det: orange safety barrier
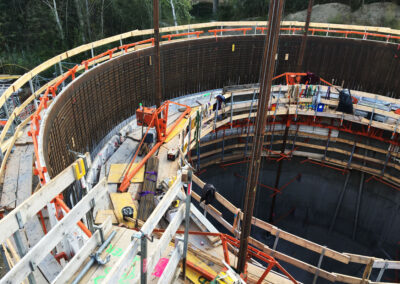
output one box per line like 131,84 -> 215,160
208,28 -> 252,36
81,48 -> 117,70
272,72 -> 333,86
162,31 -> 204,41
256,26 -> 400,41
54,197 -> 92,237
119,38 -> 155,53
27,63 -> 93,240
28,65 -> 79,184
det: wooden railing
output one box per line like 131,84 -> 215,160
192,173 -> 400,283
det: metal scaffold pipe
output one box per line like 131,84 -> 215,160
237,0 -> 285,274
296,0 -> 314,72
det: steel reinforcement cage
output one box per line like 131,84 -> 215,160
41,35 -> 400,176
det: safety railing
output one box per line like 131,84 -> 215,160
103,172 -> 187,283
161,31 -> 203,40
194,86 -> 400,187
258,26 -> 400,40
2,21 -> 400,189
208,27 -> 253,36
119,37 -> 155,53
0,157 -> 107,284
81,48 -> 117,70
192,173 -> 400,283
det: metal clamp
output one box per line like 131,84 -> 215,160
15,211 -> 24,229
91,252 -> 111,265
132,230 -> 153,242
29,260 -> 37,272
90,198 -> 96,209
93,224 -> 105,243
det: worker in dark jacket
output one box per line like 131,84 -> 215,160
212,94 -> 226,120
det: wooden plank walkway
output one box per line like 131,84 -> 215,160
0,126 -> 61,283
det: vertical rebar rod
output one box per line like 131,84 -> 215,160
296,0 -> 314,72
269,0 -> 314,224
236,0 -> 284,274
269,112 -> 289,223
153,0 -> 162,107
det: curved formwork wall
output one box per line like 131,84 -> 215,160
42,35 -> 400,176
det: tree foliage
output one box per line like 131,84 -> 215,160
0,0 -> 192,73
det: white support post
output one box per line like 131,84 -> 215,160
376,262 -> 388,282
312,246 -> 326,284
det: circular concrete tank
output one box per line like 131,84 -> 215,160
40,34 -> 400,283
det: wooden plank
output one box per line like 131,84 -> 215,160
16,145 -> 33,206
105,138 -> 138,173
38,253 -> 62,283
334,273 -> 370,284
110,192 -> 137,228
262,245 -> 337,282
147,204 -> 185,276
189,205 -> 220,245
0,178 -> 107,284
52,217 -> 113,284
138,156 -> 159,221
269,227 -> 350,264
79,227 -> 134,283
104,174 -> 182,283
1,21 -> 399,146
107,163 -> 145,183
157,243 -> 183,284
102,234 -> 140,283
15,125 -> 33,146
184,249 -> 218,283
128,183 -> 142,200
94,209 -> 118,225
344,253 -> 376,265
1,146 -> 25,208
0,162 -> 76,245
25,216 -> 62,282
373,260 -> 400,270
